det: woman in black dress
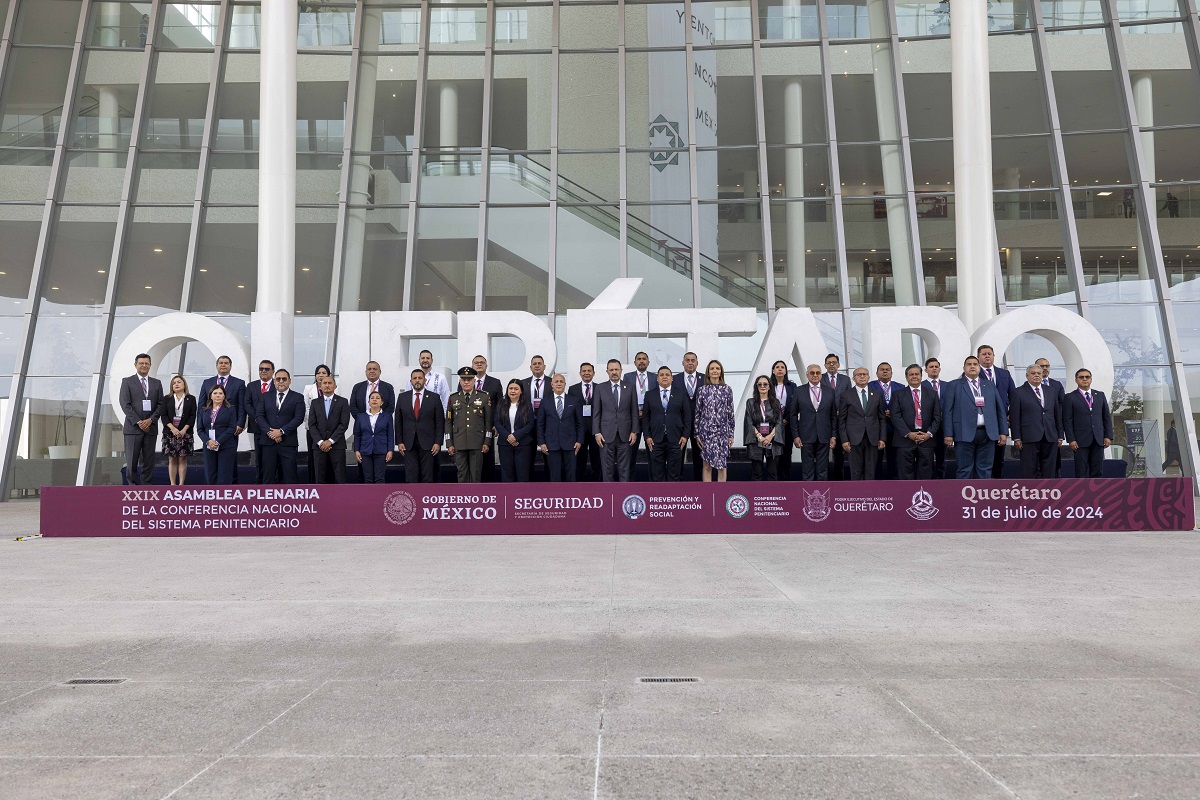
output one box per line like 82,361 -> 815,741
158,375 -> 196,485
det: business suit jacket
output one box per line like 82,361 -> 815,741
591,380 -> 640,442
119,374 -> 165,435
673,371 -> 703,407
255,389 -> 307,447
350,379 -> 396,417
495,401 -> 536,446
1062,389 -> 1113,447
623,370 -> 654,409
978,365 -> 1015,415
567,382 -> 599,435
1009,383 -> 1061,444
837,385 -> 886,446
521,375 -> 552,410
642,387 -> 693,445
394,389 -> 446,451
245,379 -> 273,438
1042,378 -> 1066,437
475,374 -> 504,411
869,380 -> 906,431
196,404 -> 239,450
537,394 -> 584,451
792,382 -> 836,445
821,372 -> 850,400
892,384 -> 943,443
309,394 -> 352,449
156,393 -> 197,438
354,411 -> 395,456
942,377 -> 1007,442
200,375 -> 247,428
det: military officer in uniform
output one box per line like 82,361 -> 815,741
447,366 -> 494,483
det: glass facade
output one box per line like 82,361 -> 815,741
0,0 -> 1196,492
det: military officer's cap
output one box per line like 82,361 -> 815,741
456,366 -> 478,379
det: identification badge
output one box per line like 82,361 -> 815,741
582,404 -> 592,417
758,423 -> 770,436
142,400 -> 152,412
974,396 -> 985,408
209,431 -> 218,441
532,399 -> 541,410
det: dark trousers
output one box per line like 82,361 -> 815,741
1074,443 -> 1105,478
546,448 -> 577,481
203,445 -> 236,484
531,443 -> 548,481
454,448 -> 485,483
1019,438 -> 1058,479
403,446 -> 437,483
648,439 -> 683,481
830,438 -> 846,480
480,440 -> 497,482
262,444 -> 298,484
123,432 -> 156,485
361,453 -> 387,483
306,432 -> 317,483
846,442 -> 878,481
875,439 -> 898,480
751,453 -> 777,481
799,442 -> 829,481
313,447 -> 347,483
990,440 -> 1006,479
627,426 -> 644,479
955,428 -> 994,479
575,434 -> 601,481
499,444 -> 533,482
931,437 -> 949,478
600,439 -> 632,482
775,441 -> 794,480
253,440 -> 266,484
897,441 -> 934,480
687,436 -> 704,480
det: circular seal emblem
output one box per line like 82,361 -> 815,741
725,494 -> 749,519
622,494 -> 647,520
383,490 -> 417,526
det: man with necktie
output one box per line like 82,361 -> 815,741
245,359 -> 275,484
1062,368 -> 1113,478
942,356 -> 1008,479
869,362 -> 906,480
1036,357 -> 1066,475
624,351 -> 652,476
350,361 -> 396,417
822,353 -> 848,479
396,368 -> 445,483
118,353 -> 164,485
308,374 -> 351,484
1009,364 -> 1062,479
643,367 -> 692,482
792,364 -> 836,481
255,369 -> 306,484
837,368 -> 886,481
674,351 -> 703,480
522,354 -> 550,480
892,364 -> 943,480
537,373 -> 583,482
471,354 -> 503,481
923,357 -> 949,478
976,344 -> 1015,478
568,362 -> 601,481
592,358 -> 640,482
200,355 -> 246,483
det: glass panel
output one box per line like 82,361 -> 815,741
758,0 -> 819,41
993,136 -> 1056,189
918,207 -> 956,308
1177,303 -> 1200,360
411,207 -> 478,311
0,206 -> 43,305
628,204 -> 693,309
996,191 -> 1075,304
900,39 -> 952,140
419,152 -> 482,203
356,55 -> 418,152
89,2 -> 150,48
1062,132 -> 1132,185
215,52 -> 259,150
297,152 -> 341,204
0,47 -> 75,148
488,151 -> 551,203
0,148 -> 54,200
141,52 -> 214,149
829,43 -> 901,143
159,2 -> 222,49
367,6 -> 421,51
12,377 -> 91,489
36,206 -> 118,311
697,0 -> 752,44
765,145 -> 830,198
495,4 -> 546,49
88,375 -> 126,486
909,140 -> 954,190
555,205 -> 619,312
296,207 -> 337,316
702,48 -> 754,147
1042,1 -> 1106,27
297,54 -> 349,153
484,206 -> 550,314
625,50 -> 687,149
627,150 -> 690,203
70,50 -> 142,150
228,3 -> 261,49
1162,241 -> 1200,293
560,3 -> 616,49
1047,30 -> 1125,132
427,6 -> 486,48
826,0 -> 886,40
341,202 -> 409,312
424,56 -> 485,150
991,1 -> 1036,32
1149,128 -> 1200,184
557,53 -> 618,150
1071,188 -> 1160,302
844,196 -> 904,306
762,71 -> 826,145
191,206 -> 257,314
894,1 -> 953,37
557,152 -> 619,203
989,33 -> 1050,136
768,199 -> 838,309
297,5 -> 354,49
1115,1 -> 1183,22
28,316 -> 103,376
115,206 -> 191,314
207,152 -> 258,204
492,52 -> 551,151
134,151 -> 200,204
14,0 -> 82,46
60,149 -> 128,202
699,147 -> 758,203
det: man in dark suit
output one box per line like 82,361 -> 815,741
821,353 -> 849,480
255,369 -> 306,484
199,355 -> 247,432
245,359 -> 275,483
674,351 -> 703,480
837,367 -> 886,481
396,368 -> 445,483
1009,364 -> 1062,479
892,364 -> 943,480
522,354 -> 550,479
118,353 -> 164,485
471,354 -> 504,481
869,362 -> 906,480
308,374 -> 351,484
977,344 -> 1015,478
537,373 -> 583,481
1063,368 -> 1113,478
643,367 -> 692,482
592,358 -> 640,482
922,357 -> 949,478
792,364 -> 836,481
349,361 -> 396,417
943,356 -> 1008,479
568,362 -> 601,481
1036,357 -> 1066,476
624,351 -> 652,475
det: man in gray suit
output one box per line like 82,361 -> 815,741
591,358 -> 640,481
118,353 -> 164,485
837,367 -> 887,481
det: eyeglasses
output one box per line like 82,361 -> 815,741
756,383 -> 770,388
1078,375 -> 1092,380
259,367 -> 273,372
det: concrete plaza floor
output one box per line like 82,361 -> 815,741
2,498 -> 1199,799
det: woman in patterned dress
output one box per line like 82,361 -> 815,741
694,359 -> 735,482
157,375 -> 196,485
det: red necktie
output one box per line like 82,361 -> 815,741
912,388 -> 922,428
413,392 -> 421,418
261,382 -> 268,394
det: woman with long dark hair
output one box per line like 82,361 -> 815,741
694,359 -> 735,481
744,374 -> 783,480
304,364 -> 331,482
495,378 -> 535,481
770,360 -> 799,479
197,384 -> 238,484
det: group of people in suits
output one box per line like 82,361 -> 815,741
117,344 -> 1115,487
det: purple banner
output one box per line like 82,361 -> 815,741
41,479 -> 1194,537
